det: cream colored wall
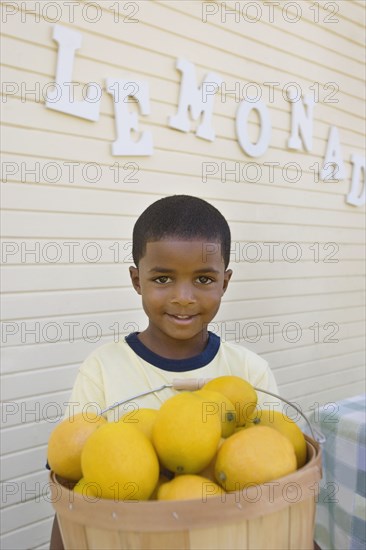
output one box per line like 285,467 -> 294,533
1,1 -> 365,547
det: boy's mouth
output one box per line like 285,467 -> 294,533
167,313 -> 197,321
174,314 -> 192,319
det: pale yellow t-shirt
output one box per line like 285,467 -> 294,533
65,332 -> 279,421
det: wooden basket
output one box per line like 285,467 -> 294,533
49,435 -> 321,550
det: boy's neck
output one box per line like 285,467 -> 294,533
137,329 -> 209,360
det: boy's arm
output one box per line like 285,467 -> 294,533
46,359 -> 104,468
49,356 -> 105,548
50,515 -> 64,550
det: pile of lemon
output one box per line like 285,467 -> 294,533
47,376 -> 307,501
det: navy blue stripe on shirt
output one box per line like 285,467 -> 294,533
125,332 -> 220,372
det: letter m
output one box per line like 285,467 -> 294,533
168,58 -> 222,142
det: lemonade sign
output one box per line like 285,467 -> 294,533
44,24 -> 365,207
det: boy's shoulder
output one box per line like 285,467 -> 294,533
83,337 -> 132,360
219,338 -> 268,367
80,337 -> 135,373
217,339 -> 278,396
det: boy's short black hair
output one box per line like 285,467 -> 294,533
132,195 -> 231,268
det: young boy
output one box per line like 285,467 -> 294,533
65,194 -> 278,420
50,194 -> 279,548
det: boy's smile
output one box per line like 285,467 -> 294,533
129,240 -> 232,359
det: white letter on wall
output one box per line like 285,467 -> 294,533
106,79 -> 153,156
168,58 -> 222,141
287,93 -> 314,152
346,154 -> 365,206
46,25 -> 101,121
236,100 -> 271,157
321,126 -> 346,180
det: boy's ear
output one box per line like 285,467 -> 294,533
222,269 -> 233,294
129,266 -> 142,295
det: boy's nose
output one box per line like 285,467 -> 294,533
171,284 -> 196,305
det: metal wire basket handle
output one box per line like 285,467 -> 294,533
253,387 -> 326,443
100,377 -> 325,443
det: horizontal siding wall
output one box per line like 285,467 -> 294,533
1,1 -> 365,547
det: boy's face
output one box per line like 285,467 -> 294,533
129,240 -> 232,357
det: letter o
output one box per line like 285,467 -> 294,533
242,82 -> 262,102
282,402 -> 302,423
242,243 -> 262,262
241,2 -> 262,22
82,2 -> 102,22
242,162 -> 261,183
83,82 -> 102,103
42,162 -> 62,183
43,481 -> 62,503
43,2 -> 62,22
282,242 -> 302,263
42,402 -> 63,421
283,82 -> 302,103
42,322 -> 62,343
242,322 -> 262,342
82,322 -> 102,343
282,322 -> 302,343
236,100 -> 271,157
82,162 -> 102,183
282,2 -> 302,22
283,482 -> 302,502
82,242 -> 102,263
42,242 -> 62,263
242,482 -> 262,502
44,82 -> 62,103
283,162 -> 302,182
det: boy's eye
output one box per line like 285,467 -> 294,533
154,276 -> 171,284
197,276 -> 213,284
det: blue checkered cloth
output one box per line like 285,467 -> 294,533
308,394 -> 366,550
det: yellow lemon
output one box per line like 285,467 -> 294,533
203,376 -> 257,426
47,412 -> 106,481
158,475 -> 224,501
234,426 -> 245,433
152,392 -> 221,474
73,477 -> 99,499
119,407 -> 158,441
195,389 -> 237,438
149,471 -> 175,500
199,437 -> 225,482
81,422 -> 159,500
246,409 -> 307,468
215,426 -> 297,491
